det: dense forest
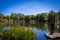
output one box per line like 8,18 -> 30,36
0,10 -> 60,24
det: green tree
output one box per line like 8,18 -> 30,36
57,11 -> 60,33
35,14 -> 40,22
0,13 -> 5,22
24,15 -> 30,23
40,13 -> 47,22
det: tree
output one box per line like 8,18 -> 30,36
0,13 -> 5,18
57,11 -> 60,33
0,13 -> 5,22
40,13 -> 47,22
35,14 -> 40,22
10,13 -> 18,21
24,15 -> 30,23
35,13 -> 47,23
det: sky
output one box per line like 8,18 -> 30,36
0,0 -> 60,16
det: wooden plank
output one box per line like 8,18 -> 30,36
46,33 -> 60,39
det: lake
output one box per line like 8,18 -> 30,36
0,23 -> 59,40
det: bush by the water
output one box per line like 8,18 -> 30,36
1,27 -> 36,40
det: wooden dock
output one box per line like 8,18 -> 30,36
46,33 -> 60,40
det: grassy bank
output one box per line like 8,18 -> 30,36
1,27 -> 36,40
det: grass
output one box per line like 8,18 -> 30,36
1,27 -> 36,40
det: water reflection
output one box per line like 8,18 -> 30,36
33,28 -> 47,40
0,23 -> 49,32
0,22 -> 60,33
1,23 -> 60,40
2,26 -> 9,30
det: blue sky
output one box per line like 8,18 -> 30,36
0,0 -> 60,16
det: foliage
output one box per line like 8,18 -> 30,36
1,27 -> 36,40
48,10 -> 56,23
0,10 -> 57,24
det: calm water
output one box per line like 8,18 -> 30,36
0,23 -> 58,40
0,23 -> 49,33
33,28 -> 47,40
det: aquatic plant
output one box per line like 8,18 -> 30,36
1,27 -> 36,40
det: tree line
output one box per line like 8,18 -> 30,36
0,10 -> 60,24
